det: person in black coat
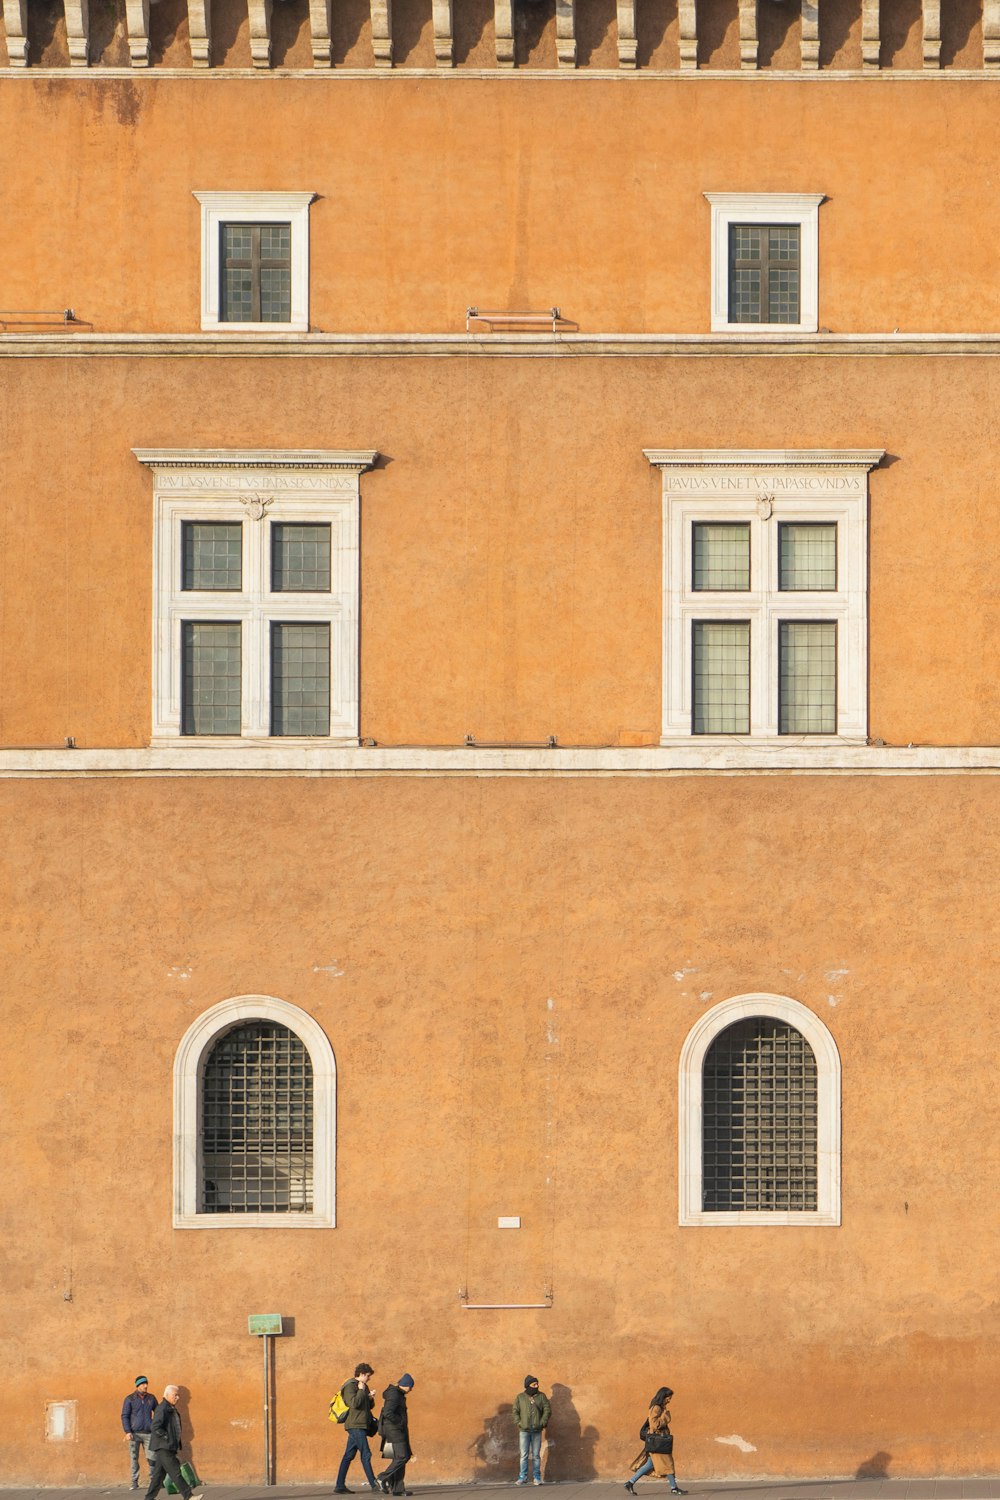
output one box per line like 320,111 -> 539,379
377,1375 -> 414,1496
144,1386 -> 202,1500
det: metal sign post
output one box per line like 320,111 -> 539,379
248,1314 -> 284,1485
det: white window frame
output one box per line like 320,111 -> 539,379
194,191 -> 315,332
645,449 -> 884,742
705,192 -> 823,334
134,448 -> 378,746
173,994 -> 337,1230
678,993 -> 841,1227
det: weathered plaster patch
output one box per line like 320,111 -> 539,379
715,1434 -> 757,1453
313,961 -> 344,977
168,964 -> 192,980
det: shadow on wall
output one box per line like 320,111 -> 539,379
175,1388 -> 199,1478
470,1385 -> 598,1482
856,1452 -> 892,1479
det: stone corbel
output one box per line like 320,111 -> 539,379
737,0 -> 756,65
555,0 -> 576,64
615,0 -> 636,65
124,0 -> 150,64
678,0 -> 696,66
64,0 -> 90,63
800,0 -> 818,67
986,0 -> 1000,66
248,0 -> 272,66
921,0 -> 939,64
371,0 -> 392,65
494,0 -> 514,65
308,0 -> 331,63
2,0 -> 29,63
861,0 -> 878,68
431,0 -> 452,63
188,0 -> 211,65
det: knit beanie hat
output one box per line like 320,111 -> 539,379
398,1374 -> 414,1390
135,1377 -> 148,1387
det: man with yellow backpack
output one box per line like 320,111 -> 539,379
332,1364 -> 379,1494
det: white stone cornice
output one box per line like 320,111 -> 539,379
644,447 -> 885,470
5,744 -> 1000,776
132,447 -> 379,472
12,331 -> 1000,359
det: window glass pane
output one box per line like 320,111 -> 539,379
779,523 -> 837,590
260,266 -> 291,323
767,226 -> 800,324
779,620 -> 837,733
220,221 -> 292,323
182,522 -> 243,591
702,1016 -> 818,1212
729,223 -> 800,324
271,622 -> 330,736
692,523 -> 750,590
181,622 -> 241,735
692,620 -> 750,734
202,1021 -> 313,1214
272,524 -> 332,592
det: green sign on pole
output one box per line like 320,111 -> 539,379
248,1314 -> 283,1336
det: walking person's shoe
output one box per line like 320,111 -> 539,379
335,1489 -> 354,1494
624,1483 -> 636,1494
515,1481 -> 527,1488
669,1487 -> 687,1494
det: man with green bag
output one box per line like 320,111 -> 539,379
144,1386 -> 203,1500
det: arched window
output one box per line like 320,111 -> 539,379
173,996 -> 336,1229
678,994 -> 840,1226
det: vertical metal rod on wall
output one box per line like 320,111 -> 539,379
263,1333 -> 272,1485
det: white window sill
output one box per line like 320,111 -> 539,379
681,1211 -> 841,1227
174,1211 -> 335,1230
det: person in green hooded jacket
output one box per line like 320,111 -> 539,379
512,1376 -> 551,1486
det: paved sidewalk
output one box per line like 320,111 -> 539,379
5,1481 -> 1000,1500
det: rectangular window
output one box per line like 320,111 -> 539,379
729,224 -> 801,325
220,223 -> 292,325
692,523 -> 751,591
181,622 -> 242,736
182,522 -> 243,591
270,622 -> 331,737
778,621 -> 837,734
272,523 -> 332,592
692,620 -> 750,735
779,523 -> 837,591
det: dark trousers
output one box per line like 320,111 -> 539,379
337,1429 -> 378,1490
145,1449 -> 193,1500
378,1444 -> 410,1495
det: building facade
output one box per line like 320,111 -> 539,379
3,0 -> 1000,1484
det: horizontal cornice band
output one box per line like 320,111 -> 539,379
3,67 -> 1000,81
3,745 -> 1000,777
4,333 -> 1000,359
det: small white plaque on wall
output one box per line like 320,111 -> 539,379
498,1216 -> 521,1229
45,1401 -> 78,1441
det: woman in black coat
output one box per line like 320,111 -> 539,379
377,1375 -> 414,1496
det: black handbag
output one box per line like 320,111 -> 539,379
644,1433 -> 674,1455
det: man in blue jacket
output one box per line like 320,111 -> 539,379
121,1377 -> 158,1490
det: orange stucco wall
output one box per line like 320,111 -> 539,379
3,771 -> 1000,1481
1,350 -> 999,748
1,75 -> 1000,334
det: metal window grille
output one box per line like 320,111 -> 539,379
703,1017 -> 818,1212
271,523 -> 332,592
692,523 -> 751,591
181,621 -> 242,735
779,620 -> 837,734
270,622 -> 331,736
182,521 -> 243,591
692,620 -> 750,734
779,523 -> 837,591
202,1021 -> 313,1214
220,222 -> 292,324
729,224 -> 801,324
